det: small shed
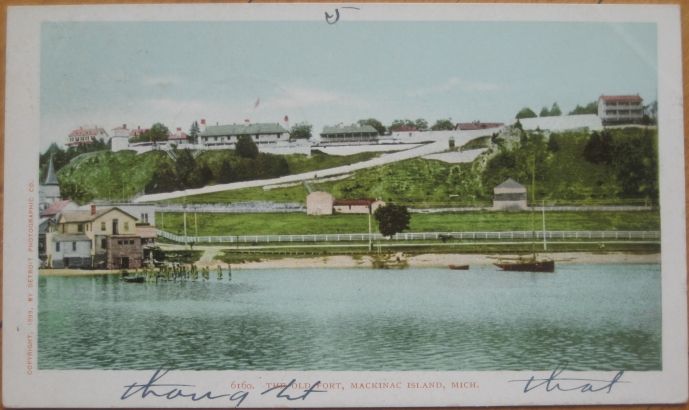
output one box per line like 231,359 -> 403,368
493,178 -> 527,210
306,191 -> 335,215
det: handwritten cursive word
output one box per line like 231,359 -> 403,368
261,378 -> 327,400
510,365 -> 626,394
121,369 -> 249,407
325,6 -> 360,25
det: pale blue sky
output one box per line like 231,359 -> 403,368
41,21 -> 656,149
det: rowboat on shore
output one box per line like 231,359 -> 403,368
448,264 -> 469,270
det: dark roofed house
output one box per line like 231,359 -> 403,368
493,178 -> 527,211
200,122 -> 289,147
320,124 -> 379,145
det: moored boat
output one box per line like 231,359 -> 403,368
494,257 -> 554,273
448,264 -> 469,270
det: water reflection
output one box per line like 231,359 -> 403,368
38,264 -> 661,370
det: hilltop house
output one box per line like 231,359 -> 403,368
597,94 -> 644,125
111,124 -> 131,152
493,178 -> 528,211
319,124 -> 379,145
200,123 -> 289,148
67,126 -> 109,147
45,206 -> 143,269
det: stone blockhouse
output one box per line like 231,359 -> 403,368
493,178 -> 528,211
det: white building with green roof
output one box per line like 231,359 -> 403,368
200,122 -> 289,148
319,124 -> 379,145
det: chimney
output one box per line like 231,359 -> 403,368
90,204 -> 96,215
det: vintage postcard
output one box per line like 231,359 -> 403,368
3,3 -> 687,407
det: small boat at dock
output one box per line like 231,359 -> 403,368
448,264 -> 469,270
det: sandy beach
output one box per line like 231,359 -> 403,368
39,251 -> 659,276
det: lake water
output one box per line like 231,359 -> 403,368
38,264 -> 661,371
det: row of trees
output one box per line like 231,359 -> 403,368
515,101 -> 604,119
144,137 -> 290,194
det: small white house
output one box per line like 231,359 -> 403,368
493,178 -> 527,211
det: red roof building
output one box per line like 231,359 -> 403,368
597,94 -> 644,125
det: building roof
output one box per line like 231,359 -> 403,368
321,125 -> 378,135
41,199 -> 74,217
201,123 -> 288,137
456,121 -> 504,131
495,178 -> 525,190
69,127 -> 107,138
59,207 -> 138,223
333,198 -> 377,206
44,156 -> 59,186
599,94 -> 643,103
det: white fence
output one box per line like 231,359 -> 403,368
156,229 -> 660,244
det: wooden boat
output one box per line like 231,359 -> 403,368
448,264 -> 469,270
122,275 -> 145,283
494,257 -> 554,273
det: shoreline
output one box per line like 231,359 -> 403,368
39,251 -> 661,276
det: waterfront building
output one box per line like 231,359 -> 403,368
319,124 -> 379,145
597,94 -> 644,125
46,205 -> 143,269
493,178 -> 528,211
67,126 -> 108,147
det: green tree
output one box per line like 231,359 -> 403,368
373,203 -> 411,237
389,119 -> 415,131
145,161 -> 178,193
414,118 -> 429,131
583,131 -> 614,165
549,102 -> 562,116
290,122 -> 312,140
236,135 -> 259,159
357,118 -> 386,135
539,106 -> 550,117
188,121 -> 200,144
515,107 -> 537,119
175,149 -> 202,188
568,101 -> 598,115
431,118 -> 455,131
143,123 -> 170,144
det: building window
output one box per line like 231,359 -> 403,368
101,238 -> 107,249
101,221 -> 106,231
77,224 -> 84,233
56,242 -> 60,252
72,242 -> 76,251
124,221 -> 130,231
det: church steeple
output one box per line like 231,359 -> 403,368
44,156 -> 59,186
